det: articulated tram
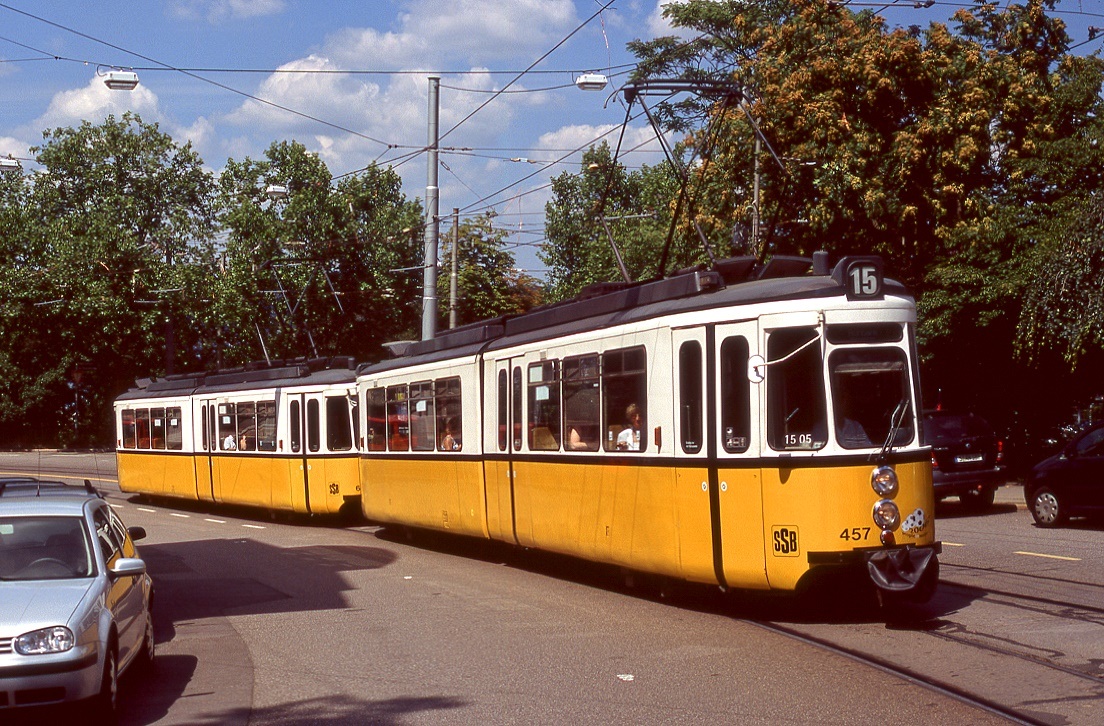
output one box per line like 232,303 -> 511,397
114,358 -> 361,516
357,255 -> 939,598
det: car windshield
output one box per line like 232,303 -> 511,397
925,413 -> 992,441
0,515 -> 94,581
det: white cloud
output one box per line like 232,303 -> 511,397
647,0 -> 693,38
0,136 -> 30,161
33,76 -> 162,134
169,0 -> 287,22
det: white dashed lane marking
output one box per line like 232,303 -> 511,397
169,513 -> 190,518
1015,551 -> 1081,562
205,518 -> 227,524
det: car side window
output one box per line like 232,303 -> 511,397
93,507 -> 123,565
1075,428 -> 1104,457
108,510 -> 136,557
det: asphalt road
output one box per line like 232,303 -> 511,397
3,452 -> 1100,724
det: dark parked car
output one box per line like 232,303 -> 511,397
923,410 -> 1005,511
1025,422 -> 1104,527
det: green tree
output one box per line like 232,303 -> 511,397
542,144 -> 680,300
214,143 -> 424,365
438,212 -> 542,327
0,113 -> 216,446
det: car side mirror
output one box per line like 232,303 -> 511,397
128,526 -> 147,541
109,557 -> 147,579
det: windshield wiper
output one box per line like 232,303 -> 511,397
879,398 -> 910,464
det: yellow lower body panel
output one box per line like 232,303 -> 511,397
361,458 -> 487,538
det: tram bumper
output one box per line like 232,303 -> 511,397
864,545 -> 939,592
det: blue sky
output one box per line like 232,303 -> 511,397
1,1 -> 1101,274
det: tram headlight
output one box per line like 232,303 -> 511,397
870,466 -> 899,498
872,499 -> 901,531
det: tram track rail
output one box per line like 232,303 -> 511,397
745,618 -> 1048,726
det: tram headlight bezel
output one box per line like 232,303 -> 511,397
872,499 -> 901,531
870,465 -> 899,498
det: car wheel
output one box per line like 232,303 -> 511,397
137,607 -> 156,671
93,646 -> 119,725
962,487 -> 996,512
1030,486 -> 1067,528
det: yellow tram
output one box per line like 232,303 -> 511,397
357,255 -> 939,599
114,358 -> 361,516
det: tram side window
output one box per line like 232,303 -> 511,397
290,400 -> 302,453
720,337 -> 751,453
121,409 -> 136,449
679,342 -> 703,454
136,409 -> 152,449
386,385 -> 409,452
528,361 -> 561,451
435,377 -> 462,451
563,354 -> 599,451
602,346 -> 647,453
307,399 -> 321,453
150,408 -> 166,449
326,396 -> 353,451
408,382 -> 435,451
497,370 -> 508,452
236,401 -> 257,451
512,367 -> 523,452
767,327 -> 826,451
218,403 -> 237,451
257,401 -> 277,451
166,407 -> 183,450
365,388 -> 386,452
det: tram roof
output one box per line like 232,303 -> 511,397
361,254 -> 911,374
117,356 -> 358,401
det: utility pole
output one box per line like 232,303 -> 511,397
449,207 -> 459,329
421,76 -> 440,341
751,134 -> 761,257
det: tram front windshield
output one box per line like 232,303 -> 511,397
829,348 -> 914,450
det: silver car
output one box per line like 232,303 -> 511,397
0,478 -> 154,722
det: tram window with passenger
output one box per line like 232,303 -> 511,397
237,401 -> 256,451
435,377 -> 462,451
121,409 -> 137,448
218,404 -> 236,451
720,337 -> 751,453
767,327 -> 827,451
829,348 -> 913,450
602,346 -> 647,453
563,354 -> 599,451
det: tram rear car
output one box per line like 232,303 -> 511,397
115,358 -> 361,515
358,256 -> 939,600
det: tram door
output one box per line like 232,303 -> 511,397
486,358 -> 522,544
712,321 -> 767,589
195,399 -> 218,503
285,392 -> 322,514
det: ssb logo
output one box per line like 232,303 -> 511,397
771,525 -> 799,557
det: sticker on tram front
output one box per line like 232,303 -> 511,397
771,525 -> 799,556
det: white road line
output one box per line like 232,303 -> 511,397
242,524 -> 265,529
205,518 -> 227,524
169,513 -> 190,519
1014,551 -> 1081,562
942,542 -> 965,547
137,507 -> 156,513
